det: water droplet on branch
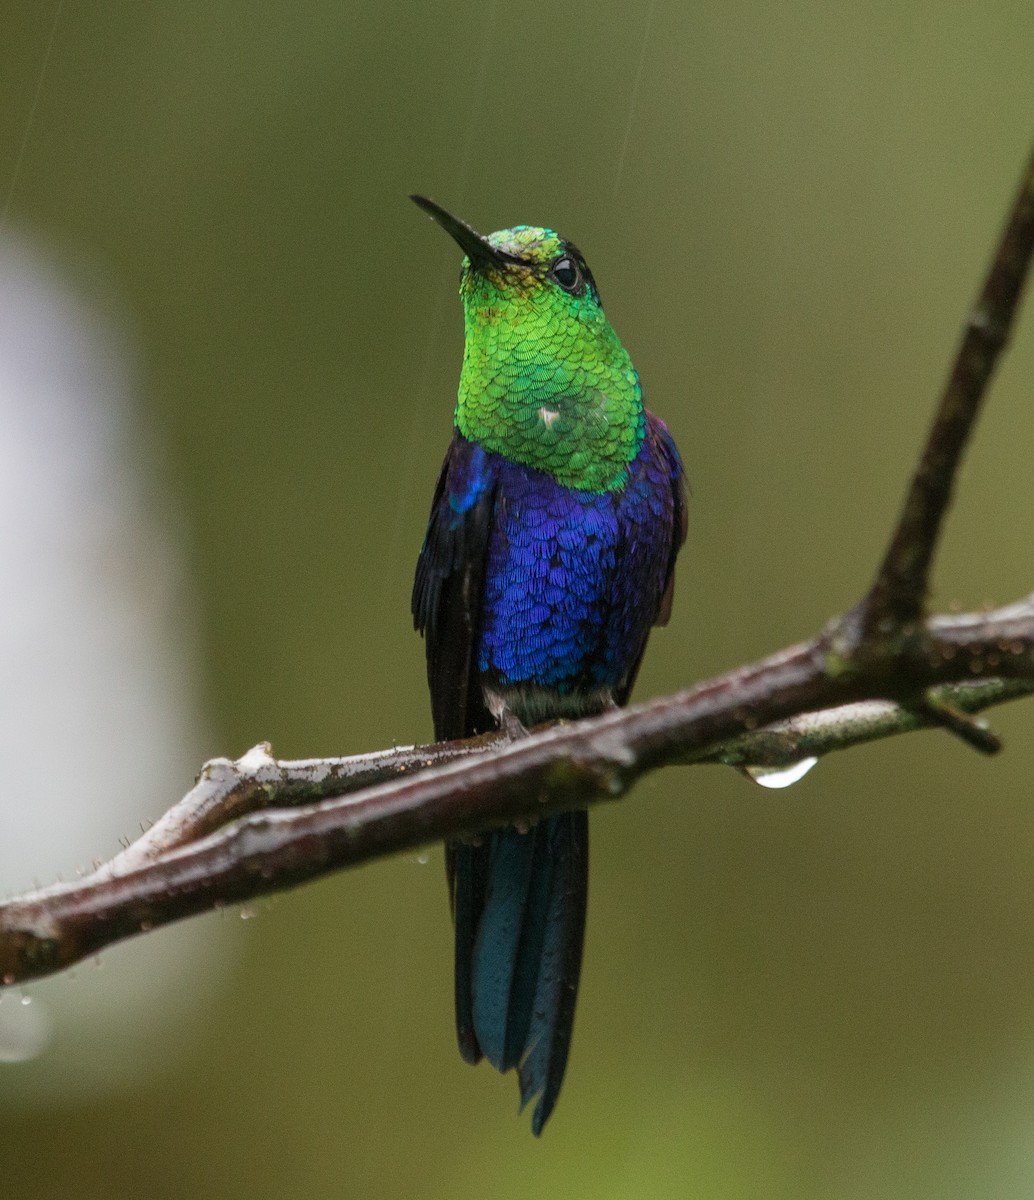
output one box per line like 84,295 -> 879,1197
743,757 -> 819,790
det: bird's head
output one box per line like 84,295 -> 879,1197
411,196 -> 643,492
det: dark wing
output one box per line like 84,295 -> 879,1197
412,431 -> 497,742
412,431 -> 498,1063
652,414 -> 688,629
613,413 -> 688,706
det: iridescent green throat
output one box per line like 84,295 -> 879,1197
454,225 -> 644,494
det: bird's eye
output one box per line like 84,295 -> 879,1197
551,257 -> 581,292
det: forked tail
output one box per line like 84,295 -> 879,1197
448,810 -> 588,1134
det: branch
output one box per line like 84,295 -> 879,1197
3,599 -> 1033,986
701,675 -> 1033,769
2,137 -> 1033,989
862,141 -> 1034,634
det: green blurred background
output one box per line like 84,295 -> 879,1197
2,1 -> 1034,1196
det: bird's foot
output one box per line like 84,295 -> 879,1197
499,709 -> 531,741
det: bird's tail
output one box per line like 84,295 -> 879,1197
447,810 -> 588,1135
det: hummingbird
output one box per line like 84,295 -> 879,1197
411,196 -> 687,1134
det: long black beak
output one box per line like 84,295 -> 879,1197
410,195 -> 521,270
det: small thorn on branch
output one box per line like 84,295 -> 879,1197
916,695 -> 1002,755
